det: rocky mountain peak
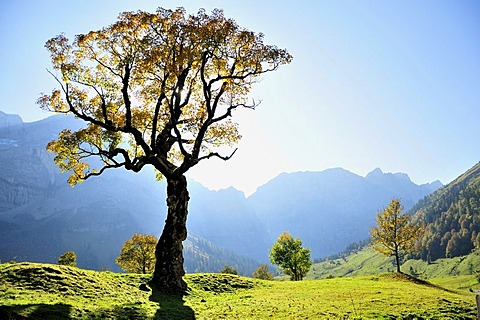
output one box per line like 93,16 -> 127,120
0,111 -> 23,128
366,167 -> 383,177
366,168 -> 413,184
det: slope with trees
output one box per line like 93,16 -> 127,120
38,7 -> 291,289
412,162 -> 480,261
307,245 -> 480,281
183,234 -> 260,276
308,162 -> 480,279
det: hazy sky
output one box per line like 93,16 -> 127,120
1,1 -> 479,195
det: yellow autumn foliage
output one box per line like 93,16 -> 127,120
37,7 -> 291,184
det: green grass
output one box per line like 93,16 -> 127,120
308,247 -> 480,284
308,247 -> 395,280
0,262 -> 478,319
403,254 -> 480,280
430,275 -> 480,292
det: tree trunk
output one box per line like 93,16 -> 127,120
475,294 -> 479,320
150,174 -> 189,290
394,247 -> 401,273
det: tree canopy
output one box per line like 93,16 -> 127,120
38,7 -> 292,184
370,199 -> 424,273
269,231 -> 312,281
116,234 -> 157,274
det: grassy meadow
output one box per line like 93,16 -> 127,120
0,262 -> 478,319
308,247 -> 480,282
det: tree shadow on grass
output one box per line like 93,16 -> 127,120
0,296 -> 194,319
149,287 -> 195,320
0,303 -> 71,319
88,303 -> 150,319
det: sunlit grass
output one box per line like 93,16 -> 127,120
0,262 -> 477,319
308,246 -> 480,285
187,273 -> 477,319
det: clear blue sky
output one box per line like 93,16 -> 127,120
1,1 -> 479,195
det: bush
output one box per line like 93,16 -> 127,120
253,264 -> 274,280
219,265 -> 238,275
58,251 -> 77,267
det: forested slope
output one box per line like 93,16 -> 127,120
412,162 -> 480,261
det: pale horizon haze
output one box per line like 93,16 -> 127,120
1,1 -> 479,195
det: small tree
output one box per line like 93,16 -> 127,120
269,232 -> 312,281
370,199 -> 424,273
58,251 -> 77,267
252,264 -> 274,280
116,234 -> 157,274
219,265 -> 238,275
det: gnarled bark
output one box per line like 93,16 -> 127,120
150,174 -> 189,290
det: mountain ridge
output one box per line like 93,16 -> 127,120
248,166 -> 440,258
0,111 -> 445,272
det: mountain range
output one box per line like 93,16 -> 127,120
0,110 -> 443,274
249,167 -> 441,258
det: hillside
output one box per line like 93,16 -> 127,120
308,246 -> 480,283
0,262 -> 477,319
183,234 -> 259,275
412,162 -> 480,261
308,161 -> 480,281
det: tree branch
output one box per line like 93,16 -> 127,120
197,148 -> 237,162
150,91 -> 167,149
122,63 -> 133,128
168,65 -> 191,158
212,99 -> 260,124
71,78 -> 112,126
